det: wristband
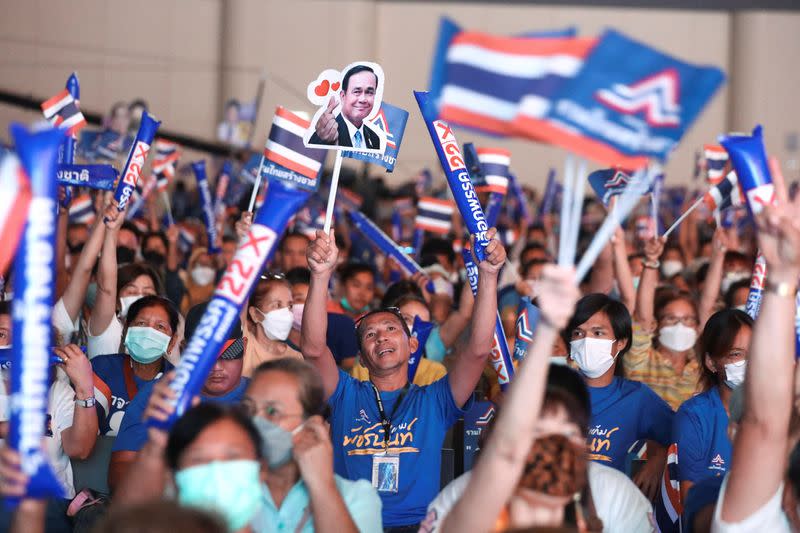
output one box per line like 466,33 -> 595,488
765,279 -> 796,298
75,396 -> 96,408
643,259 -> 660,269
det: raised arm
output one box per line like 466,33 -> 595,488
611,226 -> 636,313
719,194 -> 800,523
57,344 -> 98,460
697,226 -> 729,328
60,198 -> 112,323
588,238 -> 615,295
447,228 -> 506,407
55,190 -> 70,299
438,280 -> 474,349
88,203 -> 125,336
633,236 -> 665,327
442,266 -> 579,533
301,229 -> 341,399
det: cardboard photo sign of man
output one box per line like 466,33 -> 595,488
304,61 -> 387,154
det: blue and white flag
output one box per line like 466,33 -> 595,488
343,102 -> 408,172
588,168 -> 654,206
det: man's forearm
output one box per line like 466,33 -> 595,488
301,274 -> 331,357
466,271 -> 498,355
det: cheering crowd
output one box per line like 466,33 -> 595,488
1,111 -> 800,533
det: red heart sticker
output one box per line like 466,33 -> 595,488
314,80 -> 330,97
331,82 -> 340,92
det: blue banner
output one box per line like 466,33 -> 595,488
192,160 -> 221,255
111,112 -> 160,211
342,102 -> 408,172
57,164 -> 118,190
408,316 -> 435,382
7,124 -> 66,507
513,297 -> 540,361
462,401 -> 496,471
531,29 -> 725,168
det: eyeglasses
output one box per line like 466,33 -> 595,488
259,272 -> 286,281
241,397 -> 303,423
354,307 -> 410,336
659,315 -> 699,327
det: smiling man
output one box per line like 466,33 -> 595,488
309,64 -> 382,150
302,228 -> 506,532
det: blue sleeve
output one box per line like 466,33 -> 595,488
637,384 -> 675,446
328,369 -> 356,408
672,404 -> 707,482
433,376 -> 473,426
111,385 -> 151,453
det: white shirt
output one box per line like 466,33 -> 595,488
0,378 -> 77,499
711,475 -> 792,533
421,462 -> 654,533
52,297 -> 80,346
87,316 -> 123,359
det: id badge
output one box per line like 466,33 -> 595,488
371,453 -> 400,493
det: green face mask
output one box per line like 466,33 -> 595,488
124,326 -> 169,364
175,460 -> 262,532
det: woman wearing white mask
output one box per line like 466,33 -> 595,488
179,248 -> 218,315
627,236 -> 702,410
242,274 -> 301,377
563,293 -> 674,501
671,309 -> 752,503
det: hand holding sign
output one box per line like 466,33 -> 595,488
474,228 -> 506,275
307,229 -> 339,277
315,98 -> 339,145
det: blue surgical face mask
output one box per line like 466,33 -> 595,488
124,326 -> 170,364
251,416 -> 305,469
175,460 -> 262,532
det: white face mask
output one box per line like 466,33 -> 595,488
721,271 -> 750,294
191,265 -> 216,286
734,304 -> 747,313
661,260 -> 684,278
659,324 -> 697,352
570,337 -> 617,378
119,295 -> 143,318
260,307 -> 293,341
723,359 -> 747,389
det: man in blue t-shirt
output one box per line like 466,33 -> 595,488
301,228 -> 507,530
108,303 -> 249,491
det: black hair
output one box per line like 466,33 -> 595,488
420,237 -> 456,265
562,293 -> 633,359
381,280 -> 424,308
128,99 -> 148,112
165,403 -> 262,471
724,279 -> 752,309
117,263 -> 165,298
338,262 -> 375,284
341,65 -> 378,93
724,251 -> 752,269
120,221 -> 143,244
142,231 -> 168,252
698,309 -> 753,391
0,301 -> 9,317
355,308 -> 411,353
251,358 -> 326,418
222,235 -> 238,245
520,258 -> 548,278
520,242 -> 549,262
285,267 -> 311,287
92,501 -> 225,533
654,288 -> 698,324
279,231 -> 310,252
125,294 -> 180,334
543,365 -> 592,437
224,98 -> 240,111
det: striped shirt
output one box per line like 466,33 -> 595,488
623,322 -> 700,410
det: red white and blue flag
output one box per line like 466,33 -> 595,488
704,144 -> 728,184
588,168 -> 652,206
704,171 -> 742,211
414,197 -> 455,234
429,17 -> 589,137
68,193 -> 96,226
263,107 -> 327,192
475,148 -> 511,195
653,443 -> 682,533
0,154 -> 32,275
152,139 -> 181,192
40,89 -> 87,136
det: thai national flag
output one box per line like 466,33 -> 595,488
264,107 -> 327,187
704,171 -> 742,211
337,187 -> 363,213
704,144 -> 728,185
653,443 -> 682,533
476,148 -> 511,195
177,225 -> 196,254
0,154 -> 32,275
429,17 -> 593,137
41,89 -> 87,136
68,193 -> 96,226
152,139 -> 181,192
415,197 -> 455,234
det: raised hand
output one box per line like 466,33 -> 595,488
535,265 -> 580,330
307,229 -> 339,278
475,228 -> 507,275
314,98 -> 339,145
292,416 -> 335,489
102,200 -> 125,231
55,344 -> 93,399
755,194 -> 800,281
643,236 -> 666,263
165,224 -> 179,245
235,211 -> 253,243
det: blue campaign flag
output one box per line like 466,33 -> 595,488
57,164 -> 118,190
588,167 -> 654,206
513,297 -> 540,361
342,102 -> 408,172
520,29 -> 725,168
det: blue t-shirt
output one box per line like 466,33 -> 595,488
91,353 -> 173,436
672,386 -> 731,483
587,377 -> 674,471
328,370 -> 469,527
112,376 -> 250,453
681,475 -> 724,533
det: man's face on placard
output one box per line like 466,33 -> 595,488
340,70 -> 377,128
